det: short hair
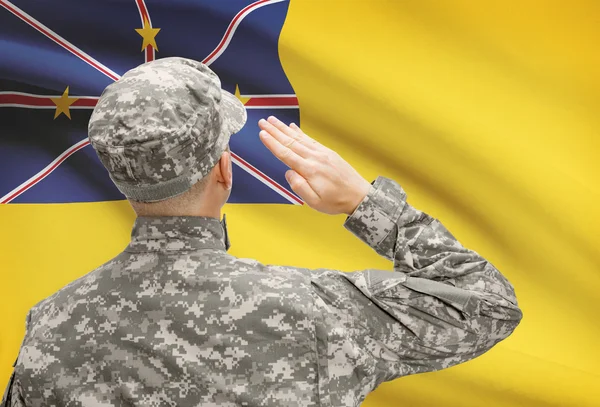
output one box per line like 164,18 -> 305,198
129,144 -> 229,216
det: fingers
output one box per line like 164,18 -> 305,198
290,123 -> 320,148
258,118 -> 313,158
285,170 -> 320,205
265,116 -> 321,151
259,128 -> 311,174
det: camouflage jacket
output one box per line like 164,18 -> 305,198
1,176 -> 523,407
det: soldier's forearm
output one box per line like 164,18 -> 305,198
344,175 -> 521,317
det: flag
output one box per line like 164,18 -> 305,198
1,0 -> 598,406
0,0 -> 300,204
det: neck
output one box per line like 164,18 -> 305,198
187,206 -> 221,219
132,202 -> 222,219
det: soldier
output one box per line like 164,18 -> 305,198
1,57 -> 522,407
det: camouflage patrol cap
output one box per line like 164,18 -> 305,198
88,57 -> 247,202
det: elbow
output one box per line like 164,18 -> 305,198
474,299 -> 523,350
498,305 -> 523,341
476,264 -> 524,341
505,303 -> 524,338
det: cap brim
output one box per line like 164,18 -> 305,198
220,89 -> 247,135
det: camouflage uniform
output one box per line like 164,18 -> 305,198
1,58 -> 523,407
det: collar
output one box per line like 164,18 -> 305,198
125,213 -> 231,253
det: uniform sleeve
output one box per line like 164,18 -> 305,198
0,377 -> 25,407
306,176 -> 523,405
1,312 -> 31,407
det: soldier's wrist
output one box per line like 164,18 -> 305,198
345,180 -> 373,216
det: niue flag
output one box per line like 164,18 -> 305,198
0,0 -> 301,205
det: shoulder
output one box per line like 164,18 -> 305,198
28,252 -> 126,329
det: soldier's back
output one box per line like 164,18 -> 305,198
12,240 -> 321,407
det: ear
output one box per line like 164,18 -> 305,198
218,148 -> 232,190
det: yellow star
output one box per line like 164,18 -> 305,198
50,86 -> 78,120
234,84 -> 250,105
135,17 -> 160,52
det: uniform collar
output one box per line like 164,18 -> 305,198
125,214 -> 231,253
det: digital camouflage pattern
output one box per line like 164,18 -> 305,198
87,57 -> 247,203
1,176 -> 523,407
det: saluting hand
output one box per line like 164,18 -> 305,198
258,116 -> 372,216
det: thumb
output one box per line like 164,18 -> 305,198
285,170 -> 319,204
285,170 -> 295,184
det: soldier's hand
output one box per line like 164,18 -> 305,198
258,116 -> 371,216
